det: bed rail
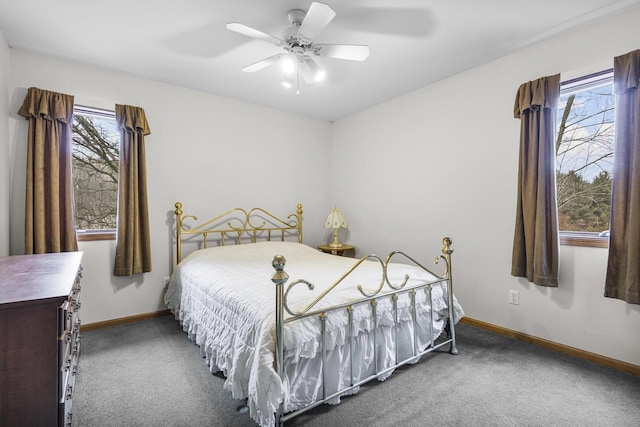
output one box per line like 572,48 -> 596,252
173,202 -> 303,264
270,237 -> 458,425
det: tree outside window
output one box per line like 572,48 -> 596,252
556,72 -> 614,237
72,107 -> 119,233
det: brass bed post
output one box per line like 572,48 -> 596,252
296,204 -> 303,243
271,255 -> 289,426
442,237 -> 459,355
174,202 -> 183,265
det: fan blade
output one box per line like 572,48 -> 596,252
241,54 -> 283,72
226,23 -> 284,47
312,44 -> 370,61
297,2 -> 336,43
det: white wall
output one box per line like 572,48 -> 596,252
5,7 -> 640,366
332,7 -> 640,366
8,50 -> 332,324
0,30 -> 9,256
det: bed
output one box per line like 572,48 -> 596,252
165,202 -> 463,426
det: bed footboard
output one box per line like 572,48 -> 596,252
270,237 -> 458,425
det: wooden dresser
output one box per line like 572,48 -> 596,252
0,252 -> 83,427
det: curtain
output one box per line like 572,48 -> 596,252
605,49 -> 640,304
17,87 -> 78,254
113,104 -> 152,276
511,74 -> 561,287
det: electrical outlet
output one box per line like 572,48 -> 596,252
509,290 -> 519,305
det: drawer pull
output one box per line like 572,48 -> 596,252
73,337 -> 81,354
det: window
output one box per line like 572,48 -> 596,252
72,106 -> 119,241
556,70 -> 614,248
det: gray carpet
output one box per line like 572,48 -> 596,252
73,315 -> 640,426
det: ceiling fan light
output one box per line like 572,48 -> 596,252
281,76 -> 294,89
281,55 -> 297,74
303,58 -> 325,83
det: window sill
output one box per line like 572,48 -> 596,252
77,230 -> 116,242
560,232 -> 608,248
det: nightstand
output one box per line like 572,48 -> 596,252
318,244 -> 355,256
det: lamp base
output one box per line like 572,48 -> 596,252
329,228 -> 343,248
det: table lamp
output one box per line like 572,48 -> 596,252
324,206 -> 348,248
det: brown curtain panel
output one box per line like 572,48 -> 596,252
113,104 -> 152,276
605,49 -> 640,304
512,74 -> 561,287
17,87 -> 78,254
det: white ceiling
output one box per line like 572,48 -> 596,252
1,0 -> 639,121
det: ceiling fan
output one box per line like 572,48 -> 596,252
226,2 -> 369,92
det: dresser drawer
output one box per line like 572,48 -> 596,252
58,301 -> 70,336
58,336 -> 78,427
58,311 -> 81,397
57,264 -> 82,425
58,398 -> 73,427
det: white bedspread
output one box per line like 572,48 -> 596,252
164,241 -> 463,426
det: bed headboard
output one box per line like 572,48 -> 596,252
173,202 -> 303,264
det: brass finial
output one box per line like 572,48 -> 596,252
174,202 -> 183,216
297,203 -> 303,215
271,255 -> 289,285
442,237 -> 453,255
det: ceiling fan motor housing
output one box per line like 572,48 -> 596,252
287,9 -> 306,26
284,9 -> 312,48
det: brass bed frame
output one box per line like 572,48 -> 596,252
173,201 -> 304,264
172,202 -> 459,426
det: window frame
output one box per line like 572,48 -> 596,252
77,229 -> 116,242
559,232 -> 608,248
72,105 -> 119,242
557,69 -> 613,249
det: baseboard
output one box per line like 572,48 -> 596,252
80,309 -> 172,332
80,311 -> 638,376
460,317 -> 640,377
